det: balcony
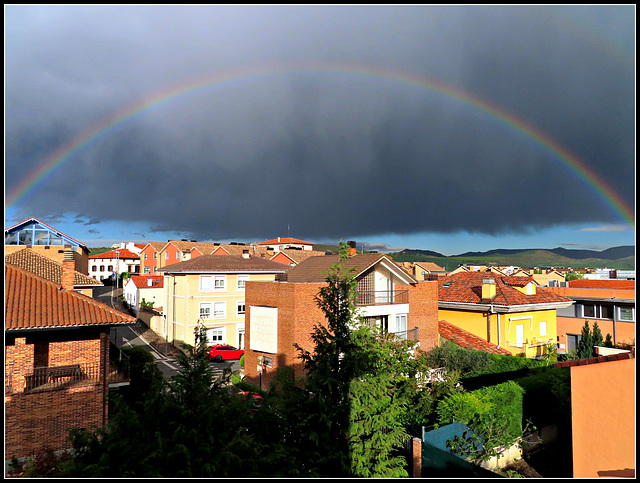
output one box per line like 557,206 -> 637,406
355,289 -> 409,306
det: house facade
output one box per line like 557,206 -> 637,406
546,279 -> 635,353
438,271 -> 574,358
4,261 -> 136,460
5,217 -> 91,274
88,248 -> 141,281
158,254 -> 290,348
123,275 -> 164,315
244,253 -> 440,388
256,236 -> 315,252
139,242 -> 167,274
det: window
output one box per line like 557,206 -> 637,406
214,275 -> 226,291
618,306 -> 634,322
601,305 -> 614,319
144,253 -> 148,260
583,304 -> 596,318
100,265 -> 105,272
395,314 -> 407,339
237,300 -> 246,316
144,267 -> 150,274
92,266 -> 97,272
165,252 -> 169,259
206,327 -> 224,344
108,265 -> 113,272
176,251 -> 180,259
154,253 -> 157,260
237,275 -> 249,290
200,275 -> 214,291
200,303 -> 212,319
213,301 -> 226,318
539,321 -> 547,336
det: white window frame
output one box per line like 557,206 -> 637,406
237,275 -> 249,290
200,275 -> 214,292
237,300 -> 246,317
213,301 -> 226,318
618,306 -> 635,322
539,321 -> 547,337
206,327 -> 225,344
214,275 -> 226,291
200,302 -> 212,319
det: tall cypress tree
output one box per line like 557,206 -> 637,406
591,322 -> 603,356
576,321 -> 594,360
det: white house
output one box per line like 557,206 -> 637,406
123,274 -> 164,315
88,248 -> 140,282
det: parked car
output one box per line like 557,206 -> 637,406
207,344 -> 244,362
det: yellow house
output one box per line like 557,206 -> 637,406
438,271 -> 574,358
158,254 -> 290,348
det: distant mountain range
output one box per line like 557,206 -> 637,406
390,245 -> 635,270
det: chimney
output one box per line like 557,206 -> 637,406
148,278 -> 154,287
62,249 -> 75,291
481,278 -> 496,300
242,249 -> 250,259
347,240 -> 357,257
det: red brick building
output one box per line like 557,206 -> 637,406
4,259 -> 135,460
244,253 -> 439,388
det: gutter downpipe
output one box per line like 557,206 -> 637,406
487,305 -> 495,344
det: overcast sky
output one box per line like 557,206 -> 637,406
5,5 -> 635,254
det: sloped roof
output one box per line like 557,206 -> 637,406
141,241 -> 167,252
414,261 -> 446,272
5,264 -> 135,331
5,217 -> 89,250
257,237 -> 314,246
158,254 -> 291,273
127,275 -> 164,288
438,320 -> 512,355
211,244 -> 272,256
5,248 -> 102,287
271,249 -> 326,264
88,248 -> 140,259
165,240 -> 219,254
286,253 -> 417,284
438,271 -> 573,307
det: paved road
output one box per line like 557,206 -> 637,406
95,285 -> 241,380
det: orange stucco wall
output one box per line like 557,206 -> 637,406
571,358 -> 636,478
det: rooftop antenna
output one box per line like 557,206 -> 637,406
287,223 -> 290,238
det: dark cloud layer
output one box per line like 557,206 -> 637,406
5,6 -> 635,242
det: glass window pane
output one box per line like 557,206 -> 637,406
19,229 -> 33,245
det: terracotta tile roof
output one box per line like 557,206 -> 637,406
438,271 -> 573,307
128,275 -> 164,288
285,253 -> 412,283
5,264 -> 135,331
88,248 -> 140,259
165,240 -> 219,254
5,248 -> 102,287
158,254 -> 291,273
272,249 -> 326,264
554,351 -> 634,368
143,241 -> 167,252
569,280 -> 635,289
414,261 -> 446,272
257,237 -> 314,246
211,244 -> 272,256
438,320 -> 512,355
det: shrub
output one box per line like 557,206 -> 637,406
424,340 -> 493,375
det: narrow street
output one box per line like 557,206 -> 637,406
93,285 -> 241,380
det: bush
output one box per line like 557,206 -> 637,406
424,340 -> 493,375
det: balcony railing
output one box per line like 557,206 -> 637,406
389,327 -> 420,342
355,289 -> 409,306
23,363 -> 102,392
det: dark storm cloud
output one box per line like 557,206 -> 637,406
5,6 -> 635,242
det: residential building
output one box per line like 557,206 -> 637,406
139,241 -> 167,274
88,248 -> 140,281
438,320 -> 511,355
244,253 -> 439,388
123,275 -> 164,315
158,254 -> 290,348
158,240 -> 220,269
211,243 -> 271,258
5,217 -> 91,274
555,352 -> 635,478
255,236 -> 315,252
269,248 -> 326,266
406,261 -> 447,281
438,271 -> 574,358
4,261 -> 136,460
530,269 -> 566,287
546,279 -> 635,353
5,248 -> 103,297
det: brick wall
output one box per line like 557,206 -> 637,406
244,280 -> 440,388
4,331 -> 108,460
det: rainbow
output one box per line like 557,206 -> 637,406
6,61 -> 634,227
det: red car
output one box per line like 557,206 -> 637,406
207,344 -> 245,363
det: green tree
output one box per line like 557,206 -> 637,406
603,333 -> 614,348
294,241 -> 410,477
576,321 -> 594,360
591,322 -> 603,354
